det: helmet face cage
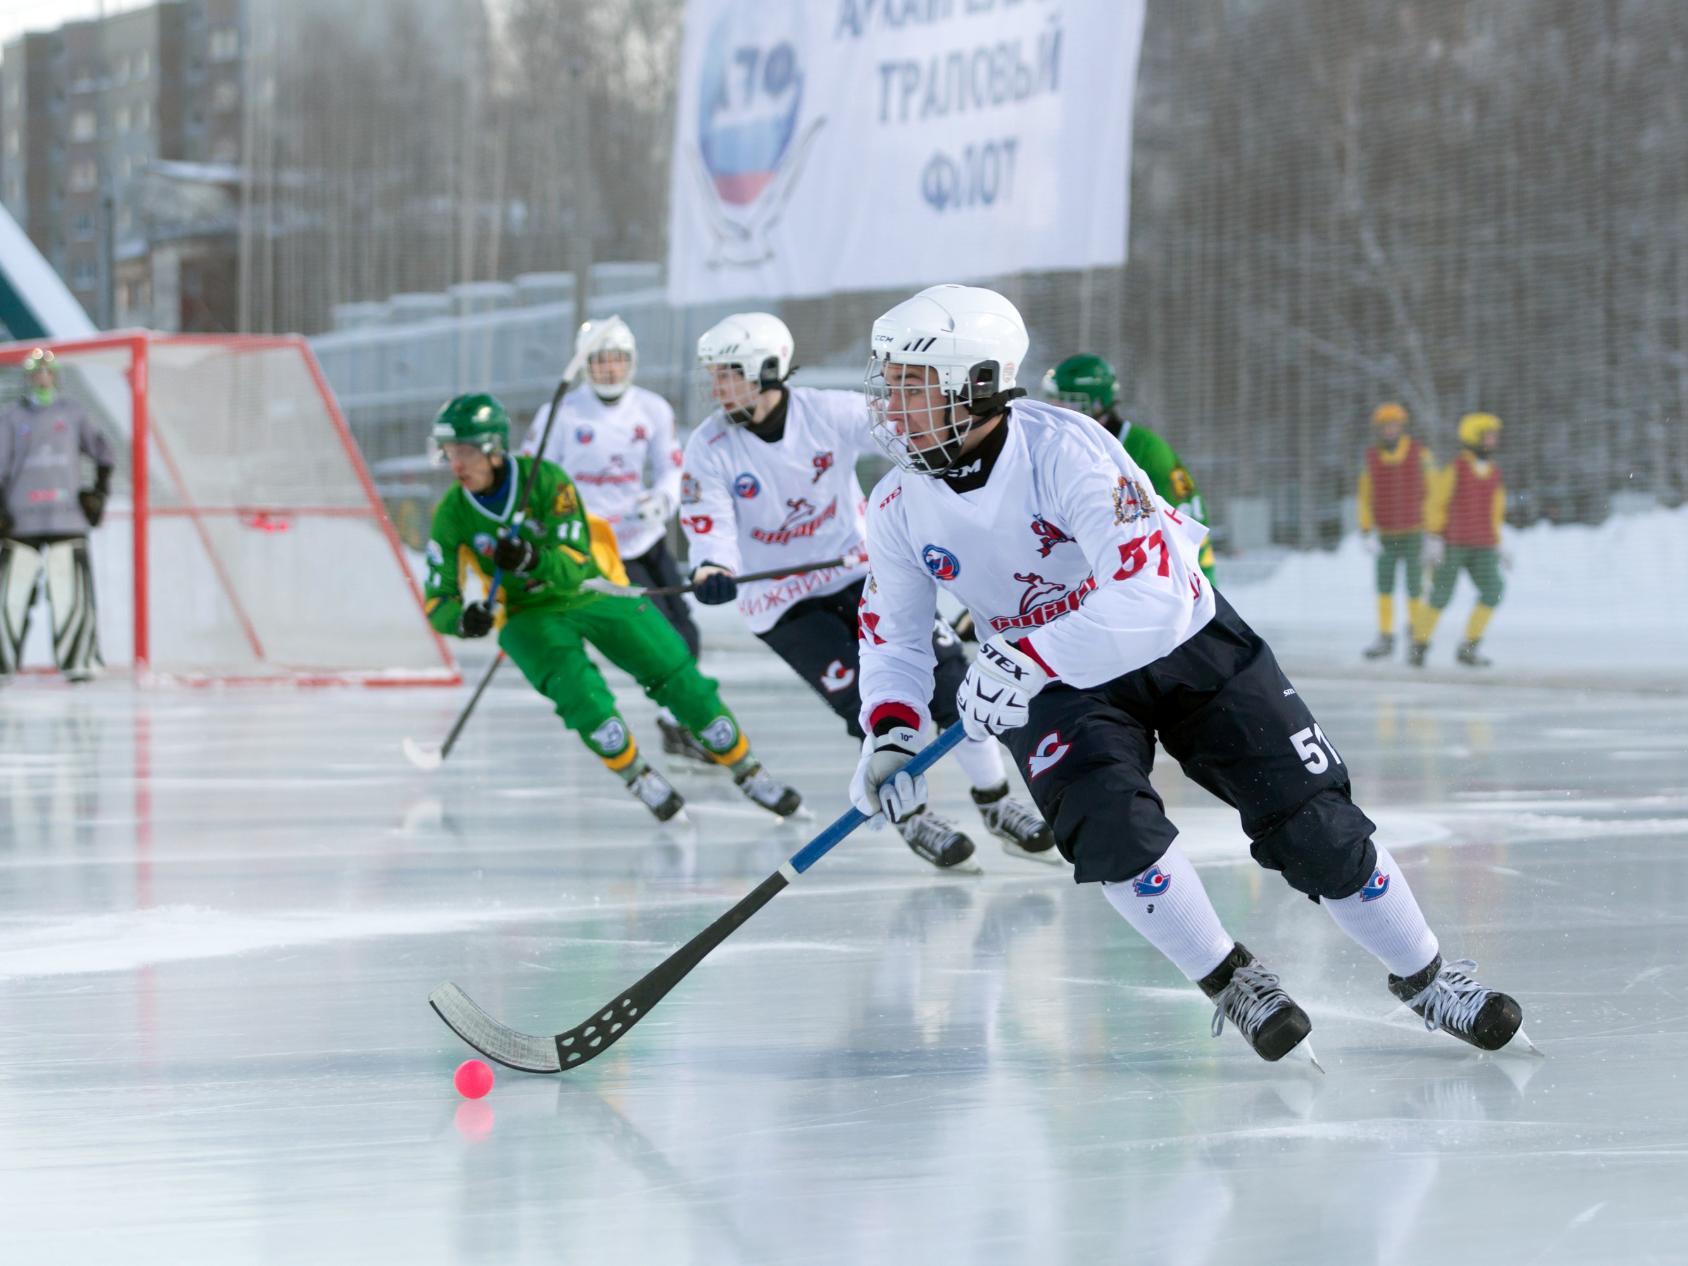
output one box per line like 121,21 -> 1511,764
577,318 -> 636,400
866,355 -> 995,475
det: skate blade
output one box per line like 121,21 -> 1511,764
940,859 -> 985,877
402,737 -> 443,771
1288,1037 -> 1326,1074
999,840 -> 1064,866
1504,1025 -> 1544,1057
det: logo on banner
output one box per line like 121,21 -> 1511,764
922,544 -> 960,581
733,472 -> 761,499
691,2 -> 827,269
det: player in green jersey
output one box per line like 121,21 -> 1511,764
422,392 -> 801,822
1042,353 -> 1216,582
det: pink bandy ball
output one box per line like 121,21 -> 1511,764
453,1058 -> 495,1100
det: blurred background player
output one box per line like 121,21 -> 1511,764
683,312 -> 1053,871
1041,353 -> 1215,583
520,317 -> 706,762
1356,401 -> 1435,660
424,392 -> 800,821
1411,412 -> 1507,668
0,348 -> 114,684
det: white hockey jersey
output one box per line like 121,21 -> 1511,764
858,398 -> 1217,729
521,384 -> 683,561
680,387 -> 872,635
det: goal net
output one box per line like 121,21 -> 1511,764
0,333 -> 457,685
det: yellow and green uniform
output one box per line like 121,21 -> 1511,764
1116,419 -> 1216,582
1358,434 -> 1436,637
1412,452 -> 1506,646
424,455 -> 749,772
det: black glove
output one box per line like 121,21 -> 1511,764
79,488 -> 107,527
491,534 -> 538,573
458,601 -> 494,638
692,567 -> 738,605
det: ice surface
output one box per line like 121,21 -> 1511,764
2,643 -> 1686,1265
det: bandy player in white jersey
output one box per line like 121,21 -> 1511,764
850,284 -> 1531,1064
522,317 -> 704,762
682,312 -> 1052,871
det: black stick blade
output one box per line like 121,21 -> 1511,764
430,982 -> 562,1074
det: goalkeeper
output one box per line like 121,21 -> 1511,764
423,393 -> 800,822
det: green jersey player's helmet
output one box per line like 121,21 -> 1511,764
1041,353 -> 1118,416
431,392 -> 510,458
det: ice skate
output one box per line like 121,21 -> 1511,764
626,766 -> 686,822
1361,632 -> 1395,660
896,809 -> 979,872
733,760 -> 803,817
1199,943 -> 1321,1069
1388,954 -> 1536,1053
1406,641 -> 1430,668
971,783 -> 1060,864
657,715 -> 718,767
1455,640 -> 1492,669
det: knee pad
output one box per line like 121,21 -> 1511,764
1248,787 -> 1378,900
1050,766 -> 1179,885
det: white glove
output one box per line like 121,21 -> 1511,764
840,545 -> 871,573
1423,536 -> 1446,569
633,492 -> 669,524
958,637 -> 1051,740
1360,532 -> 1381,557
850,725 -> 928,824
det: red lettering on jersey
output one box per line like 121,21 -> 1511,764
1114,531 -> 1169,581
878,486 -> 902,510
988,575 -> 1098,633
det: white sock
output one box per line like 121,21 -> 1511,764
954,734 -> 1008,792
1322,843 -> 1440,978
1102,843 -> 1235,982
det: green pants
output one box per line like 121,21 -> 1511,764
498,593 -> 746,767
1428,545 -> 1504,610
1375,531 -> 1425,599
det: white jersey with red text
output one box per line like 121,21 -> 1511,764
681,387 -> 872,635
857,398 -> 1217,729
520,384 -> 682,561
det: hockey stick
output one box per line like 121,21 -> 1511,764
579,554 -> 856,600
429,722 -> 967,1073
402,333 -> 615,769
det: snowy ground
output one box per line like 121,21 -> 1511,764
2,646 -> 1687,1264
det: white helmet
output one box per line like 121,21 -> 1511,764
696,312 -> 794,424
866,284 -> 1029,474
576,315 -> 637,401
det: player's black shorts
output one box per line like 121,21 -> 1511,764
757,578 -> 967,739
623,537 -> 700,660
999,594 -> 1377,898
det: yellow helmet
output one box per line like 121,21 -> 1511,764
1458,412 -> 1502,447
1371,401 -> 1408,427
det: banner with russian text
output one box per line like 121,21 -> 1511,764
666,0 -> 1144,305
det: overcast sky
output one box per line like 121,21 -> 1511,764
0,0 -> 151,48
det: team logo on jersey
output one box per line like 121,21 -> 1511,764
1028,730 -> 1071,780
1013,572 -> 1067,617
811,451 -> 834,483
819,660 -> 856,693
472,532 -> 496,557
1030,517 -> 1074,557
1112,475 -> 1157,525
733,472 -> 761,499
921,544 -> 961,581
691,1 -> 826,271
682,514 -> 714,535
1360,868 -> 1391,902
751,496 -> 837,545
575,425 -> 594,445
1132,865 -> 1172,898
670,448 -> 684,467
425,540 -> 444,567
681,473 -> 702,505
633,424 -> 649,442
589,717 -> 629,755
700,716 -> 739,752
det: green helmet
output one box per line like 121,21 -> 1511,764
431,392 -> 510,455
1041,353 -> 1117,415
